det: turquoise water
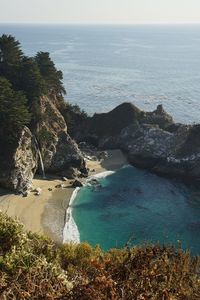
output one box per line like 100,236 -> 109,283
1,24 -> 200,253
72,166 -> 200,255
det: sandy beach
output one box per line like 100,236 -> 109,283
0,149 -> 127,243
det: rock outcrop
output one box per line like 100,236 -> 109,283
34,96 -> 86,178
1,98 -> 200,192
0,95 -> 87,192
76,102 -> 200,181
73,103 -> 173,144
0,127 -> 38,192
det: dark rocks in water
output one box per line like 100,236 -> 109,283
89,178 -> 99,185
72,180 -> 83,188
88,178 -> 102,191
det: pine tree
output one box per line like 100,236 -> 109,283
0,77 -> 31,144
35,52 -> 66,96
0,35 -> 23,88
18,57 -> 47,103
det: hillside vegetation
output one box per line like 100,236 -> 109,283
0,34 -> 86,147
0,213 -> 199,299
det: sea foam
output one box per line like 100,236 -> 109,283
63,170 -> 115,244
63,187 -> 81,244
87,170 -> 115,180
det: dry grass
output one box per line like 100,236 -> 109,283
0,213 -> 199,299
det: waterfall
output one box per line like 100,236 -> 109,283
33,136 -> 46,179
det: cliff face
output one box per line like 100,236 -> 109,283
2,99 -> 200,192
76,102 -> 200,181
34,96 -> 86,178
0,95 -> 86,192
0,127 -> 38,192
73,103 -> 173,144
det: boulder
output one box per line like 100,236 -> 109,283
72,180 -> 83,188
62,177 -> 68,181
98,151 -> 108,160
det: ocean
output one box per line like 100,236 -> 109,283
70,167 -> 200,255
1,24 -> 200,253
1,24 -> 200,123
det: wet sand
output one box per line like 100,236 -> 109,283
0,149 -> 127,243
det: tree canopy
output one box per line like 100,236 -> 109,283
0,77 -> 31,144
0,34 -> 22,66
0,34 -> 88,149
0,34 -> 67,145
0,35 -> 23,85
18,56 -> 47,102
35,52 -> 66,96
0,34 -> 66,103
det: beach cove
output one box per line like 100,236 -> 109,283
0,150 -> 127,243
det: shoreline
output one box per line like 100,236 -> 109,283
62,169 -> 116,245
0,149 -> 127,243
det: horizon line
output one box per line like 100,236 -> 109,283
1,22 -> 200,26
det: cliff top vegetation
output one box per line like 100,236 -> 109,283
0,213 -> 199,299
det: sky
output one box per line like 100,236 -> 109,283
0,0 -> 200,24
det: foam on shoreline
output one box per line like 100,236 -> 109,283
63,187 -> 81,244
87,170 -> 115,180
62,170 -> 115,244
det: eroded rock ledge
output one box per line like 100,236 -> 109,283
0,95 -> 86,192
74,102 -> 200,181
1,101 -> 200,192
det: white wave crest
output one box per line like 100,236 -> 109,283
63,187 -> 80,244
88,170 -> 115,180
63,170 -> 116,244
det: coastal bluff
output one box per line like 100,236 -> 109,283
73,102 -> 200,181
0,94 -> 86,193
1,100 -> 200,193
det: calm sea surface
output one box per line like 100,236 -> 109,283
73,167 -> 200,255
1,24 -> 200,253
1,24 -> 200,123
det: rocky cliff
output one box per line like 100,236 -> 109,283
1,99 -> 200,192
34,96 -> 86,178
0,95 -> 86,192
0,127 -> 38,193
73,103 -> 173,144
76,102 -> 200,181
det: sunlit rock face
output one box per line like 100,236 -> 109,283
0,127 -> 38,192
76,102 -> 200,180
34,95 -> 86,178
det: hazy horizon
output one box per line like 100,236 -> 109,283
0,0 -> 200,24
1,22 -> 200,25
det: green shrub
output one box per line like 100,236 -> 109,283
0,213 -> 25,254
0,213 -> 199,299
